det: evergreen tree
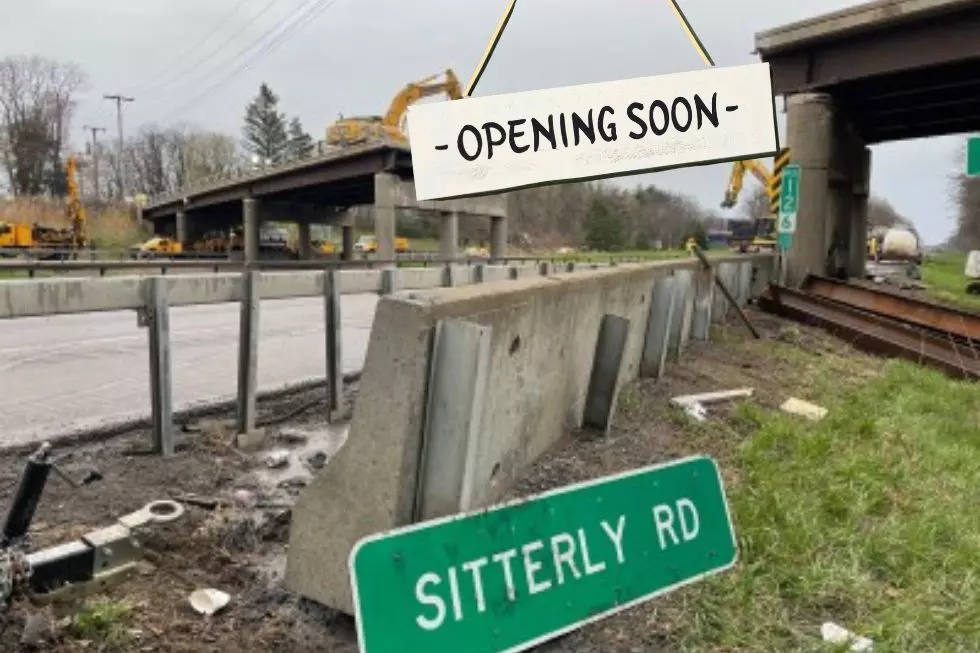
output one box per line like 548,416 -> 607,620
286,116 -> 315,160
583,197 -> 626,251
242,83 -> 288,164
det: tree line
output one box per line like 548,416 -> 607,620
3,54 -> 977,252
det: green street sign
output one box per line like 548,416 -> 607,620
777,232 -> 793,250
350,455 -> 738,653
778,164 -> 801,221
967,137 -> 980,177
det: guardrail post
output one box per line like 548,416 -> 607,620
640,274 -> 675,378
667,269 -> 695,362
583,314 -> 631,433
508,266 -> 519,280
736,262 -> 753,307
441,264 -> 455,287
146,277 -> 175,456
380,268 -> 396,295
236,269 -> 260,435
415,319 -> 493,520
690,266 -> 715,341
324,270 -> 344,419
712,263 -> 735,322
566,262 -> 576,273
539,262 -> 550,276
474,263 -> 486,283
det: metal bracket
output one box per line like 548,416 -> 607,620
22,500 -> 184,603
136,307 -> 151,328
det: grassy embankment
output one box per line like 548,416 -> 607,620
920,251 -> 980,311
630,329 -> 980,651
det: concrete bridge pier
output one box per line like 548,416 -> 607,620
785,93 -> 870,286
373,173 -> 398,263
175,211 -> 188,246
440,211 -> 459,259
297,221 -> 313,259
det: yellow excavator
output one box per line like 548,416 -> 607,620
325,69 -> 463,147
720,159 -> 777,252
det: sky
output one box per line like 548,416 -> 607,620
2,0 -> 971,244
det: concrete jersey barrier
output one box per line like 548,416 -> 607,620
285,256 -> 774,614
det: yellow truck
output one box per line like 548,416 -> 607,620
354,235 -> 411,254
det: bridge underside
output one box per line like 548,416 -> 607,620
760,0 -> 980,144
755,0 -> 980,286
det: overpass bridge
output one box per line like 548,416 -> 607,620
139,142 -> 509,262
756,0 -> 980,285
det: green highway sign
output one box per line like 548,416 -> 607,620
778,164 -> 801,230
968,137 -> 980,177
349,455 -> 738,653
777,232 -> 793,250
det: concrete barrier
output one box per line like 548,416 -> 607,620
286,255 -> 775,614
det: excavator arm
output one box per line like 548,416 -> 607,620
65,156 -> 87,252
382,69 -> 463,131
720,159 -> 773,209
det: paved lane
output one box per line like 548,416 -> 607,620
0,294 -> 379,446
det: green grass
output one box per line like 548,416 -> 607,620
69,599 -> 134,648
662,351 -> 980,651
921,252 -> 980,311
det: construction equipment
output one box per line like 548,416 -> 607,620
0,157 -> 88,259
325,69 -> 463,147
720,149 -> 791,253
133,225 -> 296,260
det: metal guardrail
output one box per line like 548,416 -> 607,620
0,253 -> 661,278
0,252 -> 774,458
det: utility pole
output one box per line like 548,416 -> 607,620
103,94 -> 134,200
82,125 -> 106,200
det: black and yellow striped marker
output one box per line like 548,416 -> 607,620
769,148 -> 791,215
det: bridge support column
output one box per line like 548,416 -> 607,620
297,222 -> 312,260
175,211 -> 187,245
341,225 -> 354,261
243,197 -> 260,264
785,92 -> 833,287
373,173 -> 397,263
848,146 -> 871,278
440,211 -> 458,260
490,215 -> 507,260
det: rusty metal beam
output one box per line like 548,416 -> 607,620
758,284 -> 980,381
802,275 -> 980,342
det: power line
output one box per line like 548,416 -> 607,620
131,0 -> 255,96
139,0 -> 295,101
151,0 -> 337,123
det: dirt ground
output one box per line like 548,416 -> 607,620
0,308 -> 849,652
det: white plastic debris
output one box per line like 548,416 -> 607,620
670,389 -> 754,422
821,622 -> 873,652
780,397 -> 828,421
188,588 -> 231,616
265,449 -> 290,469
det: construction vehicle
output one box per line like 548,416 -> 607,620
966,250 -> 979,295
325,69 -> 463,147
352,235 -> 411,255
0,157 -> 88,259
720,159 -> 779,252
133,225 -> 296,260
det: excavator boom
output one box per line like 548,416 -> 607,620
325,69 -> 463,148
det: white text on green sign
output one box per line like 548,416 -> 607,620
779,164 -> 800,219
349,455 -> 738,653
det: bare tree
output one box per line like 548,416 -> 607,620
739,186 -> 771,223
0,55 -> 87,196
113,124 -> 247,197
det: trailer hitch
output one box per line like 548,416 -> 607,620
0,442 -> 184,606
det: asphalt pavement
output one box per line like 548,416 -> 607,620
0,294 -> 378,447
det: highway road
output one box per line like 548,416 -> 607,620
0,294 -> 379,447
